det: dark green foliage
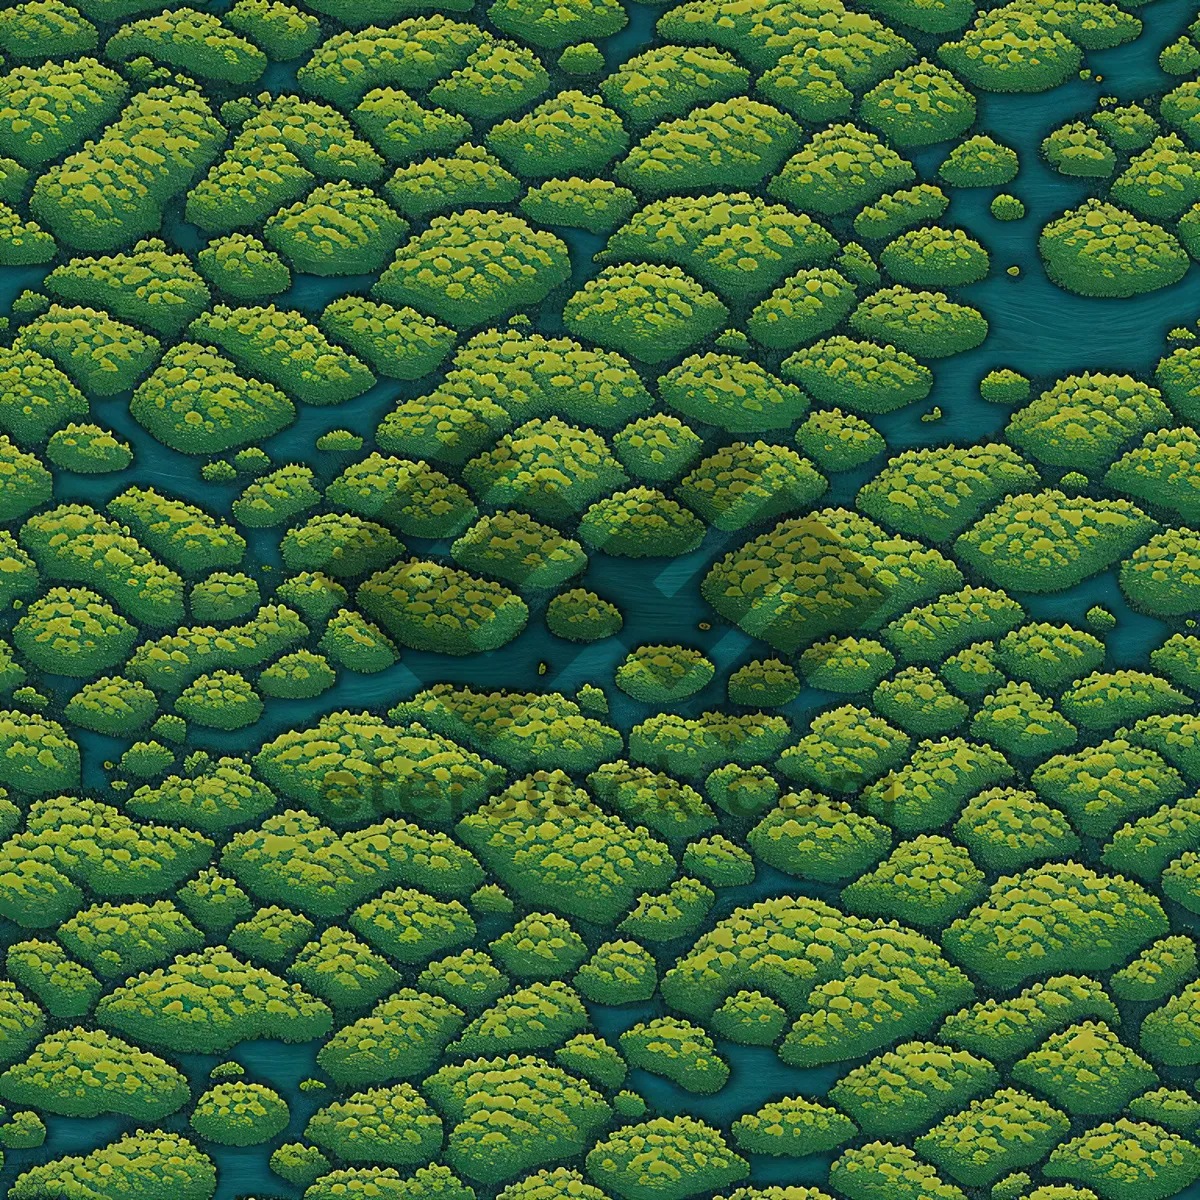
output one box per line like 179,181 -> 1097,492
830,1041 -> 998,1139
831,1141 -> 968,1200
197,233 -> 290,301
376,210 -> 569,328
580,487 -> 706,557
705,508 -> 961,653
617,99 -> 800,196
1044,1119 -> 1200,1200
621,1017 -> 729,1094
587,1117 -> 747,1200
874,668 -> 969,736
564,263 -> 728,365
842,835 -> 985,927
458,770 -> 672,922
916,1089 -> 1070,1188
574,939 -> 656,1005
1112,936 -> 1199,1003
957,492 -> 1156,593
770,124 -> 914,216
954,786 -> 1080,872
944,864 -> 1167,990
359,559 -> 528,654
1012,1020 -> 1157,1116
1041,200 -> 1189,298
996,622 -> 1105,691
1033,739 -> 1185,839
783,337 -> 932,415
850,287 -> 988,359
748,789 -> 892,881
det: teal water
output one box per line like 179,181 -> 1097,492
7,1 -> 1200,1195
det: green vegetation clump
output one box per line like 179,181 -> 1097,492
545,588 -> 622,641
189,304 -> 374,406
991,193 -> 1025,220
376,210 -> 569,329
491,912 -> 587,980
880,226 -> 990,287
520,176 -> 637,234
861,61 -> 975,146
191,1081 -> 289,1146
939,10 -> 1085,93
800,636 -> 896,693
14,587 -> 135,677
945,863 -> 1167,989
1032,738 -> 1185,839
580,487 -> 705,557
64,676 -> 155,737
830,1141 -> 968,1200
451,511 -> 586,591
1114,935 -> 1197,1006
748,789 -> 893,881
457,770 -> 672,922
1008,372 -> 1170,472
915,1088 -> 1071,1189
939,134 -> 1019,186
463,415 -> 626,520
996,622 -> 1105,691
956,491 -> 1156,593
784,337 -> 932,415
1012,1021 -> 1157,1116
612,414 -> 703,484
359,560 -> 528,655
574,939 -> 657,1005
1043,1119 -> 1200,1199
588,760 -> 715,843
225,0 -> 319,58
564,263 -> 728,365
327,453 -> 477,538
842,834 -> 984,927
874,668 -> 968,737
587,1117 -> 748,1200
620,1017 -> 729,1094
197,233 -> 290,301
858,443 -> 1038,541
384,144 -> 519,221
34,83 -> 224,253
1120,527 -> 1200,616
707,507 -> 961,652
954,785 -> 1080,871
830,1040 -> 997,1139
1043,121 -> 1117,177
769,124 -> 914,216
175,670 -> 264,731
259,651 -> 336,699
1094,102 -> 1160,152
660,353 -> 808,433
851,286 -> 988,359
189,573 -> 260,623
107,486 -> 245,574
1040,200 -> 1190,298
855,184 -> 949,241
9,1130 -> 217,1200
131,343 -> 294,455
608,194 -> 836,305
728,659 -> 801,707
617,98 -> 800,197
320,296 -> 456,380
